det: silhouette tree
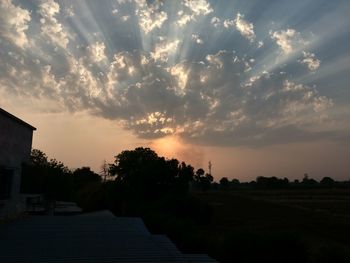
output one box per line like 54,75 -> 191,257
30,149 -> 48,166
231,178 -> 240,189
73,167 -> 101,191
205,173 -> 214,183
302,174 -> 318,188
219,177 -> 229,189
256,176 -> 289,189
320,176 -> 335,188
22,149 -> 73,201
109,147 -> 193,198
194,168 -> 205,182
109,147 -> 159,184
192,168 -> 213,191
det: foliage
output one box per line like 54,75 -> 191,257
21,149 -> 101,201
193,168 -> 213,191
256,176 -> 290,189
109,147 -> 195,199
320,176 -> 335,188
73,167 -> 101,191
215,175 -> 350,191
219,177 -> 230,189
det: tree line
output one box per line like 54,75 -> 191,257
21,147 -> 213,216
22,148 -> 350,202
217,174 -> 350,190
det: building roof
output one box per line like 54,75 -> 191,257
0,108 -> 36,131
0,210 -> 217,262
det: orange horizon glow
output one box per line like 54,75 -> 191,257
151,135 -> 183,159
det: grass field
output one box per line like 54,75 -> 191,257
237,189 -> 350,217
164,189 -> 350,262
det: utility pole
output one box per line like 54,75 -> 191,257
101,160 -> 109,182
208,161 -> 212,175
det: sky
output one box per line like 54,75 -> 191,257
1,0 -> 350,181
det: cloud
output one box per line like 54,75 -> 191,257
169,64 -> 189,95
65,56 -> 102,100
121,15 -> 130,22
151,39 -> 180,62
63,5 -> 74,18
0,0 -> 343,148
0,0 -> 31,48
280,80 -> 332,117
191,34 -> 203,44
176,10 -> 191,27
223,19 -> 234,28
135,0 -> 168,34
234,13 -> 255,42
183,0 -> 213,16
0,50 -> 335,146
177,58 -> 333,146
211,17 -> 221,27
205,50 -> 225,68
117,0 -> 128,4
38,0 -> 69,48
87,42 -> 107,63
298,51 -> 321,71
220,13 -> 256,43
176,0 -> 213,27
270,28 -> 307,54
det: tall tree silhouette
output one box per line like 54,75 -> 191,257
109,147 -> 194,198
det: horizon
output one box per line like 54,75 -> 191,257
1,0 -> 350,181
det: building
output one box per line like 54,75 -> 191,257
0,108 -> 36,218
0,210 -> 217,262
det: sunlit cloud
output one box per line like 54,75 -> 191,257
38,0 -> 70,49
0,0 -> 349,149
270,28 -> 307,54
135,0 -> 167,34
176,0 -> 213,28
298,51 -> 321,71
234,13 -> 256,43
205,51 -> 225,68
87,42 -> 107,63
183,0 -> 213,16
223,19 -> 234,28
210,17 -> 221,28
177,11 -> 191,27
0,0 -> 31,48
169,64 -> 189,95
191,34 -> 203,44
151,39 -> 180,62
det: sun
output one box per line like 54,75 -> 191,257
151,135 -> 184,160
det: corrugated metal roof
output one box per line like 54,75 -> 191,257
0,210 -> 217,262
184,254 -> 218,262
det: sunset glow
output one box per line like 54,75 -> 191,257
151,136 -> 183,159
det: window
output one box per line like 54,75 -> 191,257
0,168 -> 13,200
